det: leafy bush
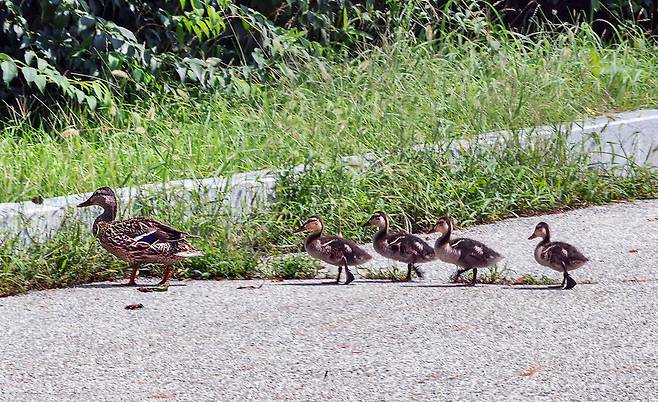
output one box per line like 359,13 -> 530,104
1,0 -> 656,121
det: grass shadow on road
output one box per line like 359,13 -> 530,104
277,281 -> 341,286
73,282 -> 187,289
400,283 -> 473,288
508,285 -> 564,291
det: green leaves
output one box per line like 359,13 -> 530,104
21,66 -> 37,83
1,61 -> 18,86
34,75 -> 47,93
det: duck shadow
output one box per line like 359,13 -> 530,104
402,283 -> 473,288
509,285 -> 564,291
72,283 -> 121,289
73,282 -> 187,289
278,281 -> 342,287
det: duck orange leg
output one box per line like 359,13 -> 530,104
126,264 -> 139,286
158,266 -> 172,286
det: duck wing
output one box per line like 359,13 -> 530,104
102,221 -> 202,260
113,218 -> 197,244
319,236 -> 372,263
388,233 -> 434,261
451,238 -> 503,266
542,241 -> 588,267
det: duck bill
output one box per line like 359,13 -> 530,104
361,221 -> 371,228
77,197 -> 93,208
292,225 -> 305,233
527,233 -> 538,240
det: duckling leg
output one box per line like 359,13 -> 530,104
344,266 -> 355,285
405,263 -> 414,282
158,265 -> 172,286
449,268 -> 468,283
563,271 -> 577,290
470,268 -> 478,286
336,267 -> 343,284
414,267 -> 424,279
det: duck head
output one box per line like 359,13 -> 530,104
428,216 -> 452,234
77,187 -> 117,209
362,211 -> 387,228
293,215 -> 324,234
528,222 -> 550,240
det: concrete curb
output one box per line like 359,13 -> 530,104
1,109 -> 657,245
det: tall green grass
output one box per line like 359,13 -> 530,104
1,133 -> 656,296
2,22 -> 657,203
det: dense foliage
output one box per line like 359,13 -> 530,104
1,0 -> 656,121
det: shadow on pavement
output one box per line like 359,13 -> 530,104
509,285 -> 564,291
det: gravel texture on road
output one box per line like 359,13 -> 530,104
1,200 -> 657,401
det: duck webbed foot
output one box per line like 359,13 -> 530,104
563,273 -> 577,290
344,268 -> 355,285
449,268 -> 467,283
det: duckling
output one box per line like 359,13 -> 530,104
363,211 -> 435,282
77,187 -> 203,286
294,215 -> 372,284
528,222 -> 588,290
429,216 -> 503,286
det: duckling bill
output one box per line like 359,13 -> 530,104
528,222 -> 588,290
429,216 -> 503,286
294,215 -> 372,285
77,187 -> 203,286
364,211 -> 435,282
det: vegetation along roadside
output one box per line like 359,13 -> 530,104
1,1 -> 657,295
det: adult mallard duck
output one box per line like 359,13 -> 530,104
77,187 -> 203,286
528,222 -> 588,290
363,211 -> 435,282
429,216 -> 503,286
294,215 -> 372,285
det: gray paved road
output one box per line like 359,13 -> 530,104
1,200 -> 657,401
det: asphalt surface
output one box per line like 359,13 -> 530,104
1,200 -> 657,401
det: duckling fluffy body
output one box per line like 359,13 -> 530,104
364,212 -> 435,281
295,216 -> 372,284
430,216 -> 503,286
528,222 -> 588,289
77,187 -> 203,286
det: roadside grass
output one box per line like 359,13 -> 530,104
2,22 -> 658,202
265,256 -> 321,280
453,265 -> 560,286
360,266 -> 409,282
513,274 -> 561,286
1,131 -> 655,296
